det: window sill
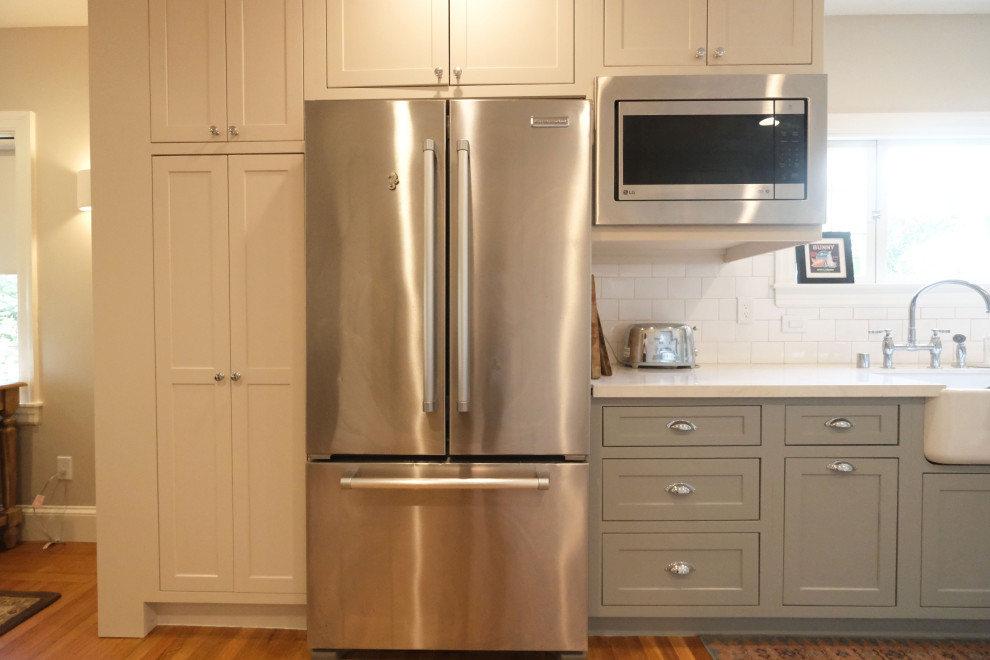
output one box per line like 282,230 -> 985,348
15,401 -> 42,426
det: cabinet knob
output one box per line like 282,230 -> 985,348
714,47 -> 726,58
827,460 -> 856,473
453,66 -> 463,81
214,371 -> 225,382
209,125 -> 221,136
230,372 -> 242,382
824,417 -> 855,430
665,561 -> 694,576
434,66 -> 444,81
665,482 -> 695,496
666,419 -> 697,432
228,125 -> 239,137
695,47 -> 706,59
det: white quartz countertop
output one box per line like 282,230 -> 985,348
591,364 -> 954,398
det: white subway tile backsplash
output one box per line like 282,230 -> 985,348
652,263 -> 687,277
685,298 -> 719,321
668,278 -> 702,299
653,300 -> 687,321
592,258 -> 990,367
718,342 -> 752,363
820,307 -> 854,320
601,277 -> 635,299
702,277 -> 736,298
685,263 -> 720,277
619,263 -> 654,277
751,341 -> 785,363
835,320 -> 869,341
619,299 -> 653,321
634,277 -> 668,299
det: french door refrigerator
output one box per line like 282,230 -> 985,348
305,99 -> 591,657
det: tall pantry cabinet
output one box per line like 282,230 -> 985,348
152,155 -> 305,595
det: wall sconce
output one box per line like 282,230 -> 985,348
77,169 -> 91,211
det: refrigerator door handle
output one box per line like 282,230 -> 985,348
456,138 -> 471,413
422,139 -> 438,413
340,469 -> 550,491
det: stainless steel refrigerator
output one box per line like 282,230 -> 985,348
304,99 -> 591,657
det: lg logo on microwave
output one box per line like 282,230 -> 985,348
621,189 -> 636,196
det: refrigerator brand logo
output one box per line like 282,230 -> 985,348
387,171 -> 399,190
530,116 -> 569,128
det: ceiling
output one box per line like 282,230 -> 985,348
0,0 -> 989,28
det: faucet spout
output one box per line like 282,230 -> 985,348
907,279 -> 990,345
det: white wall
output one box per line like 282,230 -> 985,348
594,13 -> 990,369
0,27 -> 94,507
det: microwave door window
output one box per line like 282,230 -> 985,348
619,113 -> 775,200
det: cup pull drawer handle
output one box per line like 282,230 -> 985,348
827,461 -> 856,473
666,561 -> 694,576
666,419 -> 697,432
824,417 -> 855,430
665,482 -> 695,496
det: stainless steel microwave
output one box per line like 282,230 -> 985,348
596,74 -> 827,225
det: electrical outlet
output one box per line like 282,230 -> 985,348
737,297 -> 753,325
57,455 -> 73,481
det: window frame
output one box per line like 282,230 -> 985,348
774,112 -> 990,308
0,111 -> 42,422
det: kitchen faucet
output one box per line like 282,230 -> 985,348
871,279 -> 990,369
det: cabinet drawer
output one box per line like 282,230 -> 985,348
784,404 -> 898,445
603,459 -> 760,521
602,406 -> 761,447
602,533 -> 759,606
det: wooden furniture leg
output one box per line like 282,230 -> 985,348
0,382 -> 26,550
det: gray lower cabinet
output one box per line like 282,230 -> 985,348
921,473 -> 990,608
602,533 -> 760,606
782,457 -> 899,606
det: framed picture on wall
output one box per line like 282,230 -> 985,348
795,232 -> 855,284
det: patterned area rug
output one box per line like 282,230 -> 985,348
0,591 -> 60,636
701,636 -> 990,659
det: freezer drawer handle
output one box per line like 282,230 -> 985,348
456,138 -> 471,413
340,470 -> 550,491
422,138 -> 438,413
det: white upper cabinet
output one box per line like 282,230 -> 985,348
150,0 -> 303,142
322,0 -> 574,88
605,0 -> 812,67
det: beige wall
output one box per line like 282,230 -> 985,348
825,14 -> 990,113
0,27 -> 94,507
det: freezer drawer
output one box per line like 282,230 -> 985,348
306,461 -> 588,653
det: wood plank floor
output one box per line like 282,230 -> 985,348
0,542 -> 711,660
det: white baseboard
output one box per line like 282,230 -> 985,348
19,504 -> 97,543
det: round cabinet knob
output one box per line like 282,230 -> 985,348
453,66 -> 463,81
434,66 -> 444,81
695,47 -> 707,59
827,460 -> 856,473
214,371 -> 225,382
665,561 -> 694,576
209,125 -> 221,136
665,482 -> 695,496
228,125 -> 239,137
230,372 -> 242,381
714,47 -> 726,58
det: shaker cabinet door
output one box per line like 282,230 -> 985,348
707,0 -> 813,65
782,457 -> 898,606
324,0 -> 449,87
604,0 -> 707,66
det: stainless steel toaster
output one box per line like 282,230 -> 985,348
620,323 -> 697,368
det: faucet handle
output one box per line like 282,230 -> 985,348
931,328 -> 951,337
869,329 -> 892,337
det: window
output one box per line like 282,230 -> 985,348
825,138 -> 990,284
0,111 -> 41,418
